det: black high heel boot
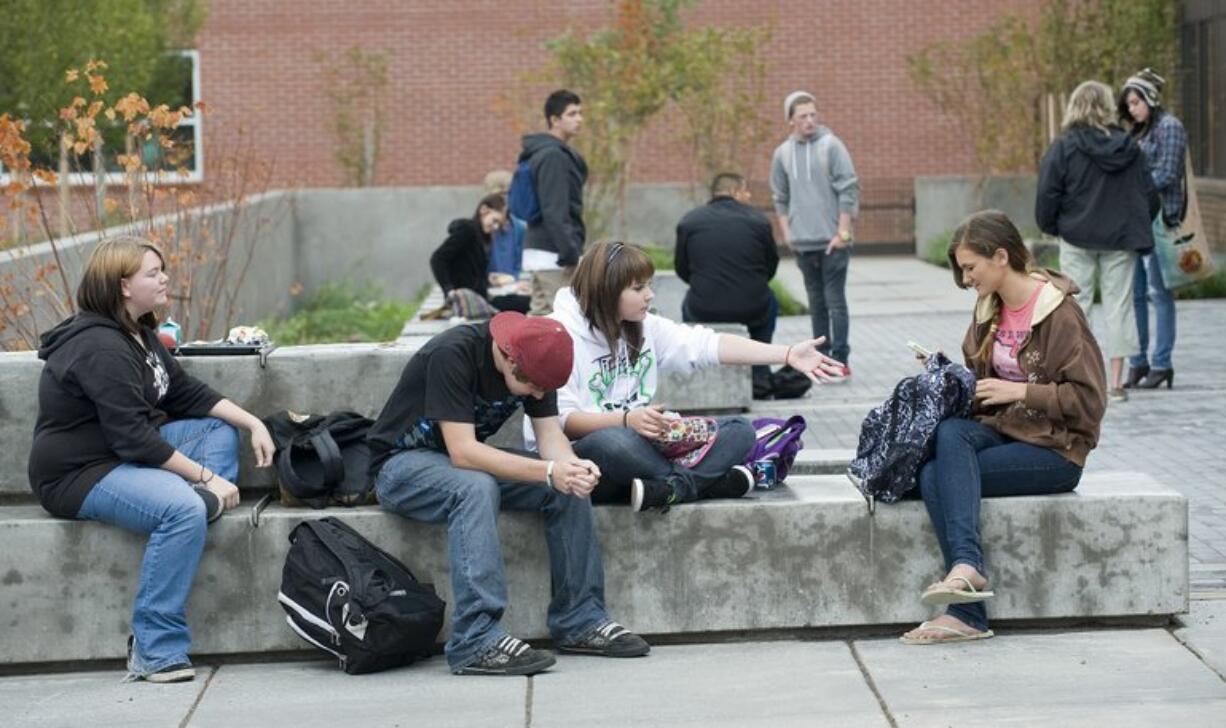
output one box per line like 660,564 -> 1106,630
1122,364 -> 1150,389
1137,368 -> 1174,389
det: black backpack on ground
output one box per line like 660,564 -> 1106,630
264,410 -> 375,508
278,517 -> 446,675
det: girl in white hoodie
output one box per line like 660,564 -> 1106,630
547,241 -> 842,512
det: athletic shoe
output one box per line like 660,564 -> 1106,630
705,465 -> 754,500
128,635 -> 195,683
457,635 -> 556,676
193,486 -> 224,524
631,478 -> 679,513
558,621 -> 650,658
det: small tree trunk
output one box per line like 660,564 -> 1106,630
58,136 -> 70,237
92,135 -> 106,228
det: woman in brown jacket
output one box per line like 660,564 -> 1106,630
902,210 -> 1107,645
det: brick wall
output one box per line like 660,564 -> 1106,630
198,1 -> 1036,244
1197,177 -> 1226,255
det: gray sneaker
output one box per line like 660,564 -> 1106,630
558,621 -> 650,658
458,635 -> 556,676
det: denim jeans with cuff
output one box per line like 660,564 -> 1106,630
77,417 -> 239,678
374,447 -> 609,672
915,418 -> 1082,632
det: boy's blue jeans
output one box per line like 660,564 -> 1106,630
916,418 -> 1082,632
77,417 -> 239,677
375,448 -> 609,672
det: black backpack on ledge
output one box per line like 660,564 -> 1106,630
264,410 -> 375,508
278,517 -> 446,675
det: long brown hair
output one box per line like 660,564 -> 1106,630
77,236 -> 165,334
570,241 -> 655,364
947,210 -> 1035,364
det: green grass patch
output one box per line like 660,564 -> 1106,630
642,245 -> 676,271
261,281 -> 427,345
771,278 -> 808,316
1174,264 -> 1226,300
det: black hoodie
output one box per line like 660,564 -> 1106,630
430,218 -> 490,298
518,132 -> 587,267
1036,125 -> 1159,252
29,312 -> 223,518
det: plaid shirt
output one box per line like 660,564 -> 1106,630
1137,113 -> 1187,226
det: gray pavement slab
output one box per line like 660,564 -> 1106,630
531,641 -> 888,728
188,659 -> 525,728
0,668 -> 203,728
855,629 -> 1226,727
1174,598 -> 1226,680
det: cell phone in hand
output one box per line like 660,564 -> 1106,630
907,340 -> 933,358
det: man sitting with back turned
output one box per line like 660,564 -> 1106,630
367,311 -> 649,676
676,172 -> 786,398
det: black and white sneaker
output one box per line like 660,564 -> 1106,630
630,478 -> 679,513
558,621 -> 650,658
458,635 -> 556,676
193,486 -> 224,524
704,465 -> 755,500
128,635 -> 195,683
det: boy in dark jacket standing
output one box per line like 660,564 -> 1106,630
518,89 -> 587,316
676,172 -> 781,396
1036,80 -> 1159,400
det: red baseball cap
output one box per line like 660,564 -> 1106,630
489,312 -> 574,391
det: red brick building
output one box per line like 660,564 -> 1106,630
193,0 -> 1040,247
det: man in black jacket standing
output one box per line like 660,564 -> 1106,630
518,90 -> 587,316
676,173 -> 782,397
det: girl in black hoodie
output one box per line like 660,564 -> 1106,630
429,194 -> 530,315
29,237 -> 275,683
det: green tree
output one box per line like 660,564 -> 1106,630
0,0 -> 206,160
908,0 -> 1178,175
527,0 -> 772,239
312,47 -> 391,187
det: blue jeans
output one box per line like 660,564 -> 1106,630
1130,252 -> 1176,371
915,418 -> 1082,632
374,448 -> 609,672
795,246 -> 850,364
572,417 -> 756,504
683,294 -> 778,385
77,417 -> 239,677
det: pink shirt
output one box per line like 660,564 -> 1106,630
991,282 -> 1045,382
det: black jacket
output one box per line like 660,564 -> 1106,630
848,354 -> 977,504
430,219 -> 489,298
1036,125 -> 1159,252
676,196 -> 779,323
28,312 -> 223,518
518,133 -> 587,267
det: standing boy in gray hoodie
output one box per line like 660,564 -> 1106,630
517,90 -> 588,316
770,91 -> 859,375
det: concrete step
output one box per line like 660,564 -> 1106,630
1,338 -> 750,497
0,470 -> 1186,666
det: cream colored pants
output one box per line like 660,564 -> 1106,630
1058,241 -> 1139,359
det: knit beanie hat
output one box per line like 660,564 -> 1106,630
783,90 -> 816,120
1123,68 -> 1165,109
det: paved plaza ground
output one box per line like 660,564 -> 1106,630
4,257 -> 1223,727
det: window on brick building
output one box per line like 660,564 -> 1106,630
1182,2 -> 1225,178
0,50 -> 202,185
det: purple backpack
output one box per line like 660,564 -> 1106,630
742,415 -> 807,481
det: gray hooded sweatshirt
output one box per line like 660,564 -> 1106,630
770,126 -> 860,252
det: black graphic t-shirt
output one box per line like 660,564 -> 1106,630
366,322 -> 556,481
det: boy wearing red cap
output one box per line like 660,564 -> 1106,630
367,312 -> 649,676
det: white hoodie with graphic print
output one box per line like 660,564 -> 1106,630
523,286 -> 722,449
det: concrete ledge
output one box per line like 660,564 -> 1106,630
0,471 -> 1187,665
0,335 -> 749,496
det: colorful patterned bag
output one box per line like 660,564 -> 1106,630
652,415 -> 719,468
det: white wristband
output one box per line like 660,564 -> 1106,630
545,460 -> 556,489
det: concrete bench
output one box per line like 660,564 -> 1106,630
0,470 -> 1186,666
0,339 -> 749,499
